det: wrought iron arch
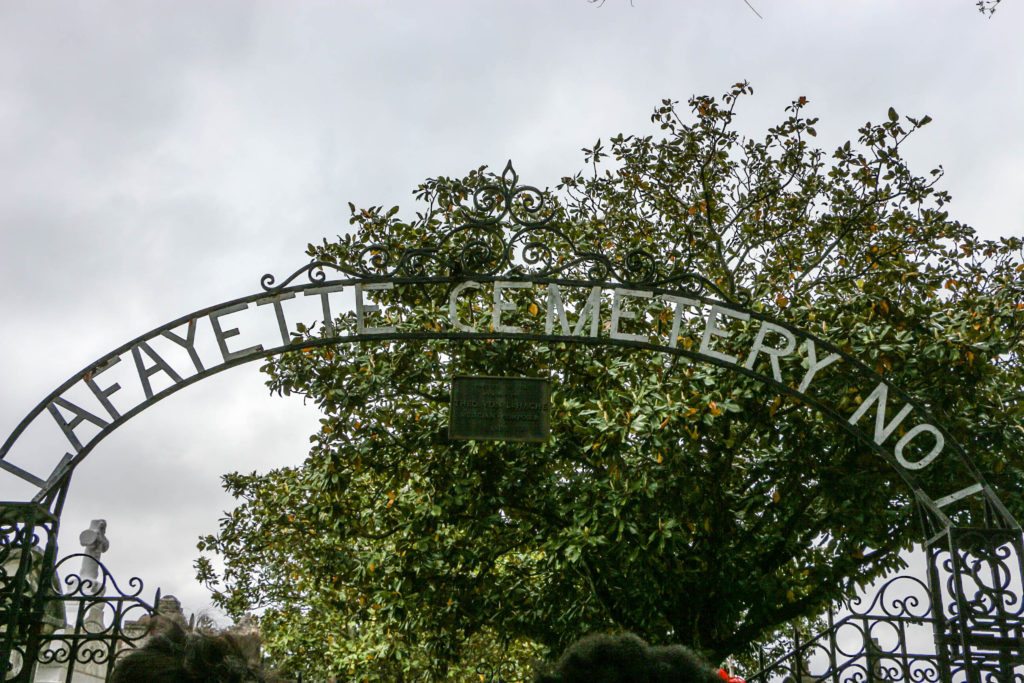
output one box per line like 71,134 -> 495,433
0,280 -> 1012,528
0,163 -> 1015,532
2,162 -> 1021,681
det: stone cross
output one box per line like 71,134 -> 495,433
78,519 -> 109,590
78,519 -> 109,630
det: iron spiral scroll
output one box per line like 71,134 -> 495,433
941,530 -> 1024,624
33,553 -> 158,671
748,573 -> 942,683
260,161 -> 742,303
748,533 -> 1024,683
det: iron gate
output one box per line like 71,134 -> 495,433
1,479 -> 158,682
747,510 -> 1024,682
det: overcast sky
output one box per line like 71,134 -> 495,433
1,0 -> 1022,623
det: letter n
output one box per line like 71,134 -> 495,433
848,382 -> 912,445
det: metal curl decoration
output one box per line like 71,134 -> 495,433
257,161 -> 740,302
0,524 -> 42,552
585,259 -> 612,282
27,551 -> 159,679
938,531 -> 1024,628
395,248 -> 442,278
355,244 -> 395,276
465,183 -> 504,223
876,662 -> 903,680
53,554 -> 146,600
507,184 -> 555,229
520,239 -> 555,269
908,660 -> 942,683
261,260 -> 329,292
845,575 -> 933,620
74,644 -> 114,665
505,223 -> 573,273
940,553 -> 963,617
458,233 -> 504,276
36,643 -> 71,665
622,249 -> 658,284
459,161 -> 556,229
37,642 -> 113,667
60,572 -> 104,600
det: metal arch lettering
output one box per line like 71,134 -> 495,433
0,273 -> 1015,534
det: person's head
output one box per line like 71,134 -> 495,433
534,632 -> 721,683
111,620 -> 266,683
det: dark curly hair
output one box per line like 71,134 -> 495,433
534,632 -> 721,683
110,621 -> 267,683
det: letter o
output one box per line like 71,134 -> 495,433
894,424 -> 945,471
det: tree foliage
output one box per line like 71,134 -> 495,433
196,84 -> 1024,681
977,0 -> 1003,16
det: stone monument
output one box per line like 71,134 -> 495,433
78,519 -> 109,630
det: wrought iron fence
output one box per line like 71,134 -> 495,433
747,527 -> 1024,682
2,492 -> 65,682
31,553 -> 157,682
2,492 -> 158,683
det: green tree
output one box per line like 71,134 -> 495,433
196,83 -> 1024,681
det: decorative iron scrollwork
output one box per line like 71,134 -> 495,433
749,529 -> 1024,683
461,161 -> 555,229
260,161 -> 741,302
260,260 -> 327,292
846,574 -> 933,621
942,530 -> 1024,624
30,553 -> 158,675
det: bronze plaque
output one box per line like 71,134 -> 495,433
449,376 -> 550,442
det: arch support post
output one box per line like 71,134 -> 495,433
924,520 -> 1024,681
0,475 -> 69,682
